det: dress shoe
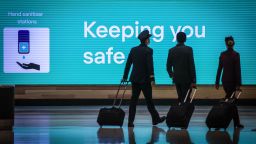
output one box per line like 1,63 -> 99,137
153,116 -> 166,125
235,124 -> 244,129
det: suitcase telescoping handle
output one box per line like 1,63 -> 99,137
225,89 -> 242,102
184,88 -> 197,103
112,81 -> 129,108
231,89 -> 242,99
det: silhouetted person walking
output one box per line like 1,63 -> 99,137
122,30 -> 166,127
215,36 -> 244,128
166,32 -> 197,104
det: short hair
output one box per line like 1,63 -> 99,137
176,32 -> 186,43
225,36 -> 235,47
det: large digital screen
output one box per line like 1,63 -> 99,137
0,0 -> 255,84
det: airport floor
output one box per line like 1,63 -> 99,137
2,106 -> 256,144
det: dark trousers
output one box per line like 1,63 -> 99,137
223,83 -> 236,99
128,82 -> 160,124
223,83 -> 241,126
175,83 -> 191,103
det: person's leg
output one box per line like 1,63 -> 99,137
128,83 -> 141,126
175,83 -> 183,104
141,82 -> 160,123
223,83 -> 243,128
223,83 -> 236,99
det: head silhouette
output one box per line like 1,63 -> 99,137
225,36 -> 235,49
138,30 -> 152,45
176,32 -> 186,43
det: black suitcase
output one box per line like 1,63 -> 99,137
166,88 -> 197,129
206,90 -> 242,130
97,81 -> 128,127
0,86 -> 15,130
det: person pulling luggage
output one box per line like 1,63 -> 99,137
166,32 -> 197,104
215,36 -> 244,128
122,30 -> 166,127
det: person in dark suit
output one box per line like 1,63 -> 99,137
215,36 -> 244,128
122,30 -> 166,127
166,32 -> 197,104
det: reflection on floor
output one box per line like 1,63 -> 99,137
1,106 -> 256,144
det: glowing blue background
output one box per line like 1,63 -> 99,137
0,0 -> 255,84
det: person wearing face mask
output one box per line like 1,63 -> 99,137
215,36 -> 244,128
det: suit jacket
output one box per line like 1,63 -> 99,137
215,49 -> 241,86
123,43 -> 154,83
166,43 -> 196,84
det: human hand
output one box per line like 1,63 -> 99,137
236,86 -> 241,91
151,81 -> 155,87
215,84 -> 219,90
191,83 -> 197,89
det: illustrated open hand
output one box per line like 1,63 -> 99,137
16,62 -> 40,71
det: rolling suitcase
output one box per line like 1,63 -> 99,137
206,90 -> 242,130
0,86 -> 15,130
166,88 -> 197,129
97,81 -> 128,127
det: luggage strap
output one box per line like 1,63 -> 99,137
184,88 -> 197,103
112,81 -> 129,108
225,89 -> 242,102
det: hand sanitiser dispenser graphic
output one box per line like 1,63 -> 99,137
18,30 -> 30,54
4,28 -> 50,73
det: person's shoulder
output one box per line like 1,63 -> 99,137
233,50 -> 240,55
184,46 -> 193,52
169,46 -> 177,52
132,45 -> 139,49
220,50 -> 227,55
146,46 -> 153,52
130,46 -> 138,51
186,45 -> 193,49
147,46 -> 153,50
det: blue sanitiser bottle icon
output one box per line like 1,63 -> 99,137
18,30 -> 30,54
